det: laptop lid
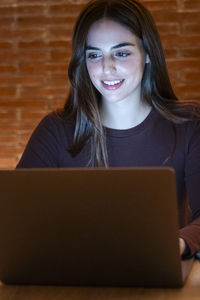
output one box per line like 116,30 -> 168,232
0,167 -> 192,287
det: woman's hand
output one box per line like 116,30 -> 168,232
179,238 -> 186,256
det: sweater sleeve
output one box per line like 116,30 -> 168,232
16,113 -> 62,168
179,120 -> 200,256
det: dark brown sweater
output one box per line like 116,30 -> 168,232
16,108 -> 200,256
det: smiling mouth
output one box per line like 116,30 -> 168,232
102,79 -> 124,90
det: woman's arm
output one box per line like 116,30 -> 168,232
179,120 -> 200,256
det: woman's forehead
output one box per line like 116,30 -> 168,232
86,18 -> 139,47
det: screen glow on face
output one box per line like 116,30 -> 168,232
86,19 -> 146,105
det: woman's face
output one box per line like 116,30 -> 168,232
85,19 -> 147,105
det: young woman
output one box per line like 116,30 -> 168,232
16,0 -> 200,258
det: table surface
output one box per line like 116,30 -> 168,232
0,260 -> 199,300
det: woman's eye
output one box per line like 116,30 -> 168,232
116,51 -> 130,57
87,53 -> 102,60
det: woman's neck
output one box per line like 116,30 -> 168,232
100,99 -> 152,130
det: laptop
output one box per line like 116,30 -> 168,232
0,167 -> 193,287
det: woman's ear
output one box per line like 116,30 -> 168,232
146,54 -> 150,64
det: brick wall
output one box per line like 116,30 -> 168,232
0,0 -> 200,169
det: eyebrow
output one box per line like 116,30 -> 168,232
85,42 -> 135,51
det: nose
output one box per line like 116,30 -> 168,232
102,56 -> 116,74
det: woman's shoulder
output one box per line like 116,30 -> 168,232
36,110 -> 74,131
167,101 -> 200,144
26,110 -> 75,149
151,104 -> 200,145
37,110 -> 63,125
154,100 -> 200,126
172,100 -> 200,121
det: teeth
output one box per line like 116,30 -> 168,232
103,80 -> 122,86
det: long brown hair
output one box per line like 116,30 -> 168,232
60,0 -> 200,167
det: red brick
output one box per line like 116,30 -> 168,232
16,0 -> 45,2
0,157 -> 18,169
48,41 -> 71,48
17,16 -> 75,27
183,0 -> 200,10
20,52 -> 47,62
0,5 -> 45,16
19,63 -> 68,73
48,28 -> 73,39
157,23 -> 180,35
142,1 -> 178,11
20,111 -> 48,121
164,48 -> 179,59
153,11 -> 200,23
0,52 -> 47,63
174,85 -> 200,97
0,88 -> 16,97
180,48 -> 200,58
182,23 -> 200,35
0,18 -> 13,27
18,41 -> 48,49
0,0 -> 15,3
168,70 -> 180,83
0,145 -> 24,155
48,74 -> 68,86
15,5 -> 45,15
20,87 -> 68,99
178,12 -> 200,22
50,50 -> 69,62
152,11 -> 179,22
48,4 -> 84,16
0,112 -> 17,120
182,71 -> 200,83
167,59 -> 200,70
0,121 -> 38,132
18,40 -> 70,49
50,98 -> 66,110
0,65 -> 16,73
162,35 -> 200,48
0,29 -> 45,40
0,100 -> 46,109
0,7 -> 15,15
0,135 -> 18,144
0,76 -> 46,87
0,42 -> 13,49
0,53 -> 17,63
